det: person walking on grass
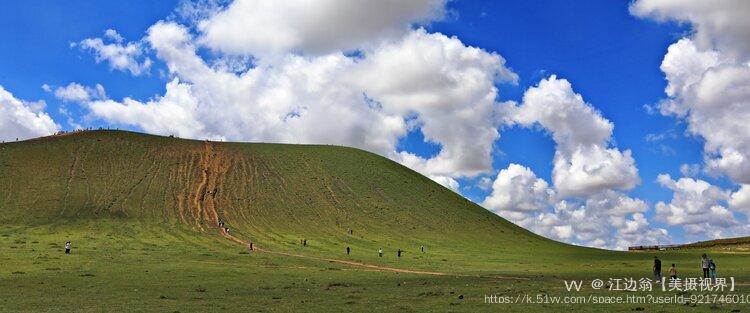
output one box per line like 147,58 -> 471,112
421,245 -> 424,253
378,248 -> 383,258
64,241 -> 71,254
709,258 -> 717,280
701,254 -> 710,278
653,256 -> 662,282
346,246 -> 350,255
397,249 -> 402,258
668,264 -> 677,280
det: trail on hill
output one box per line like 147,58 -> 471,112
179,141 -> 527,280
220,228 -> 527,280
193,143 -> 463,277
181,141 -> 228,232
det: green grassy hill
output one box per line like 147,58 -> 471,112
2,130 -> 748,312
0,130 -> 585,272
674,236 -> 750,251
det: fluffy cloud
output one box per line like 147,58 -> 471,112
729,185 -> 750,214
513,76 -> 640,197
679,163 -> 701,177
482,163 -> 554,215
0,85 -> 60,141
630,0 -> 750,60
632,2 -> 750,185
197,0 -> 446,55
655,174 -> 749,238
477,75 -> 663,249
78,29 -> 152,76
358,29 -> 517,177
79,20 -> 515,190
481,163 -> 665,250
52,82 -> 106,102
531,191 -> 666,250
632,0 -> 750,241
88,79 -> 205,138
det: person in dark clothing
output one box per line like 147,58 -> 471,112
248,242 -> 254,251
653,256 -> 662,282
346,246 -> 350,255
421,246 -> 424,253
701,254 -> 710,278
303,239 -> 307,247
397,249 -> 402,258
378,248 -> 383,257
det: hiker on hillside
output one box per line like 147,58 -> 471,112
248,242 -> 254,251
709,258 -> 717,280
421,245 -> 424,253
653,256 -> 662,282
346,246 -> 350,255
701,254 -> 710,278
64,241 -> 71,254
225,227 -> 230,234
378,248 -> 383,257
397,249 -> 402,258
218,219 -> 224,227
668,264 -> 677,280
303,239 -> 307,247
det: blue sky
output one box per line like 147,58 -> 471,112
2,0 -> 749,249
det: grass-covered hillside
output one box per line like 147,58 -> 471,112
1,130 -> 747,312
0,130 -> 588,271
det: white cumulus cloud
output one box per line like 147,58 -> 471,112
481,163 -> 665,250
632,1 -> 750,185
52,82 -> 106,102
630,0 -> 750,60
512,76 -> 640,197
482,163 -> 554,214
80,18 -> 516,191
655,174 -> 749,239
78,29 -> 152,76
197,0 -> 446,56
632,0 -> 750,241
0,85 -> 60,141
729,185 -> 750,214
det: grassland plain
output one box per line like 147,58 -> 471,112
0,130 -> 748,312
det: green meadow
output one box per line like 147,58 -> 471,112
0,131 -> 747,312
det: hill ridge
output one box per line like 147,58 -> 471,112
0,130 -> 582,273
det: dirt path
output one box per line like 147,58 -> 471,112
187,141 -> 229,231
59,147 -> 81,216
193,141 -> 527,280
216,215 -> 527,280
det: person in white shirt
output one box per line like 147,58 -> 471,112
701,254 -> 710,278
64,241 -> 71,254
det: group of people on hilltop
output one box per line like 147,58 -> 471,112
653,254 -> 717,282
53,127 -> 114,136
